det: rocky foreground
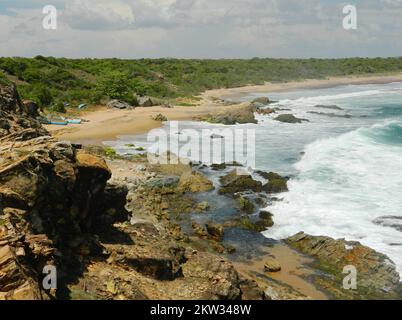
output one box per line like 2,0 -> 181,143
0,83 -> 401,300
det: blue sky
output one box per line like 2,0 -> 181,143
0,0 -> 401,58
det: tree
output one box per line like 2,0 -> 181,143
35,85 -> 53,107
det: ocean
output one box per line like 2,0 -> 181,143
106,81 -> 402,275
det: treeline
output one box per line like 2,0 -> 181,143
1,56 -> 402,109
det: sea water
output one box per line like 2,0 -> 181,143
106,81 -> 402,274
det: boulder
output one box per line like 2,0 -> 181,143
151,113 -> 168,122
138,96 -> 154,107
264,258 -> 282,273
107,99 -> 133,110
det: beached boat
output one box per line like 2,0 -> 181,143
61,117 -> 82,124
66,119 -> 82,124
49,120 -> 68,125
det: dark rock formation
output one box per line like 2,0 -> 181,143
308,111 -> 352,118
274,114 -> 309,124
251,97 -> 270,105
0,83 -> 112,299
261,172 -> 289,193
219,170 -> 262,195
314,105 -> 343,110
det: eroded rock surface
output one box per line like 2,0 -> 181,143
287,232 -> 401,299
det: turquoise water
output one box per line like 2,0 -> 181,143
106,81 -> 402,274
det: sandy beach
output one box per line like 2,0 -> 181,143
206,73 -> 402,100
46,73 -> 402,145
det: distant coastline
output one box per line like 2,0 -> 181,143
205,72 -> 402,100
46,72 -> 402,144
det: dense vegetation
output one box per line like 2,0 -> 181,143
1,56 -> 402,108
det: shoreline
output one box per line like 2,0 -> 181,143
205,72 -> 402,100
45,72 -> 402,144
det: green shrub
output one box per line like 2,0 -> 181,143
104,147 -> 117,157
50,101 -> 67,113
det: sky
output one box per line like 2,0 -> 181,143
0,0 -> 401,59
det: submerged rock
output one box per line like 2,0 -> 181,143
255,107 -> 275,115
314,104 -> 343,110
236,195 -> 255,214
308,111 -> 352,118
373,216 -> 402,232
274,114 -> 309,124
206,223 -> 224,242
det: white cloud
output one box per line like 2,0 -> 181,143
0,0 -> 401,58
64,0 -> 135,30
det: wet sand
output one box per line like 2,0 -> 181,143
233,243 -> 328,300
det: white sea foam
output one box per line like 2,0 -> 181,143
266,122 -> 402,275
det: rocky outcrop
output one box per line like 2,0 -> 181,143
0,84 -> 47,140
287,232 -> 401,299
0,83 -> 113,299
178,171 -> 214,193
